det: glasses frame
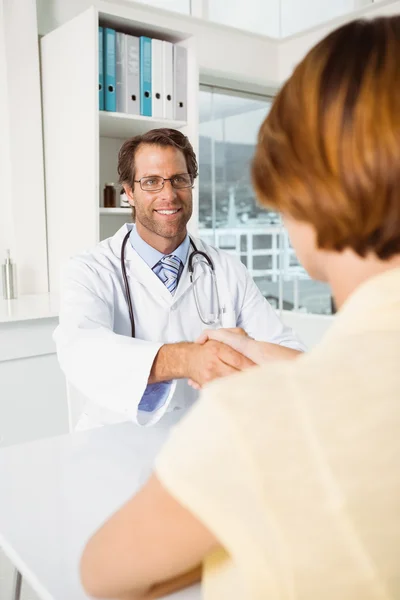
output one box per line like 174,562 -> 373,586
133,173 -> 194,192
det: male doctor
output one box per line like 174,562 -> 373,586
54,128 -> 305,430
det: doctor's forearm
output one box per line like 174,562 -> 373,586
149,343 -> 192,383
149,340 -> 254,386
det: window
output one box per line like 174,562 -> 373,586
198,85 -> 333,315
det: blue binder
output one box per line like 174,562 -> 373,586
104,28 -> 116,112
140,36 -> 152,117
98,26 -> 104,110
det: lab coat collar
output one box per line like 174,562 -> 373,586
109,223 -> 196,264
129,225 -> 190,270
109,223 -> 136,261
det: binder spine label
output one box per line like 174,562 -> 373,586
116,33 -> 127,113
127,35 -> 140,115
104,28 -> 116,112
98,27 -> 104,110
140,36 -> 152,117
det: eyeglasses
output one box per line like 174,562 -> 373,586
134,173 -> 194,192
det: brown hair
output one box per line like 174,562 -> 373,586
118,128 -> 198,189
252,16 -> 400,260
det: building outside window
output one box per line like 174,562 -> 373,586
198,85 -> 332,314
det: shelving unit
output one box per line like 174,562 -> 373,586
99,112 -> 187,138
41,5 -> 199,293
99,207 -> 132,215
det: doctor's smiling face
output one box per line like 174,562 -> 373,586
124,144 -> 193,254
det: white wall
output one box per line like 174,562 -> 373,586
0,0 -> 14,267
279,0 -> 400,82
281,0 -> 369,37
0,0 -> 48,295
207,0 -> 280,38
132,0 -> 190,13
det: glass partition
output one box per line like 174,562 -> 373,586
198,84 -> 334,315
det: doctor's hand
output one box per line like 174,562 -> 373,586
185,339 -> 255,390
191,329 -> 302,377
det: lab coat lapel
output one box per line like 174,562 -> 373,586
172,259 -> 192,303
127,249 -> 173,305
173,237 -> 205,304
172,254 -> 203,305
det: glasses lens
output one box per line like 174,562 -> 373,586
141,176 -> 163,191
171,174 -> 193,189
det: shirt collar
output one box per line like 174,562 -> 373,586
322,267 -> 400,344
129,225 -> 190,269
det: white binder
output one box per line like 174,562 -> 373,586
126,34 -> 140,115
162,41 -> 174,120
116,32 -> 127,113
173,45 -> 187,121
151,38 -> 163,118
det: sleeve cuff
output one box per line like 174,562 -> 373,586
136,380 -> 177,426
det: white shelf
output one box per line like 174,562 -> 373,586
0,294 -> 59,323
100,207 -> 131,215
99,111 -> 187,139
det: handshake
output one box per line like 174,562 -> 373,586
186,328 -> 256,390
149,328 -> 301,390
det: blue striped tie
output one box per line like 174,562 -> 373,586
154,255 -> 182,295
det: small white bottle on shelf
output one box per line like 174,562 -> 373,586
119,188 -> 130,208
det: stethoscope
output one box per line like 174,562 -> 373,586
121,231 -> 222,338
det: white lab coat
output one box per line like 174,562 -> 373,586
54,224 -> 305,429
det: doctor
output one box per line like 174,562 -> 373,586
54,128 -> 305,429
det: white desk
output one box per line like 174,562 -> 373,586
0,420 -> 201,600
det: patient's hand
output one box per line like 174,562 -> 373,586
196,327 -> 249,345
188,328 -> 301,389
195,328 -> 260,365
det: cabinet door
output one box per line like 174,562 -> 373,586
41,7 -> 99,292
0,319 -> 68,447
0,354 -> 68,447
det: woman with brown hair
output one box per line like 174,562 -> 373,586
80,16 -> 400,600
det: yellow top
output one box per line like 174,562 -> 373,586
155,268 -> 400,600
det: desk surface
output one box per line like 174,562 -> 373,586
0,421 -> 200,600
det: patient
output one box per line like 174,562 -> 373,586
81,15 -> 400,600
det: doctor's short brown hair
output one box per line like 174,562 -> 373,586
118,128 -> 198,190
252,16 -> 400,260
